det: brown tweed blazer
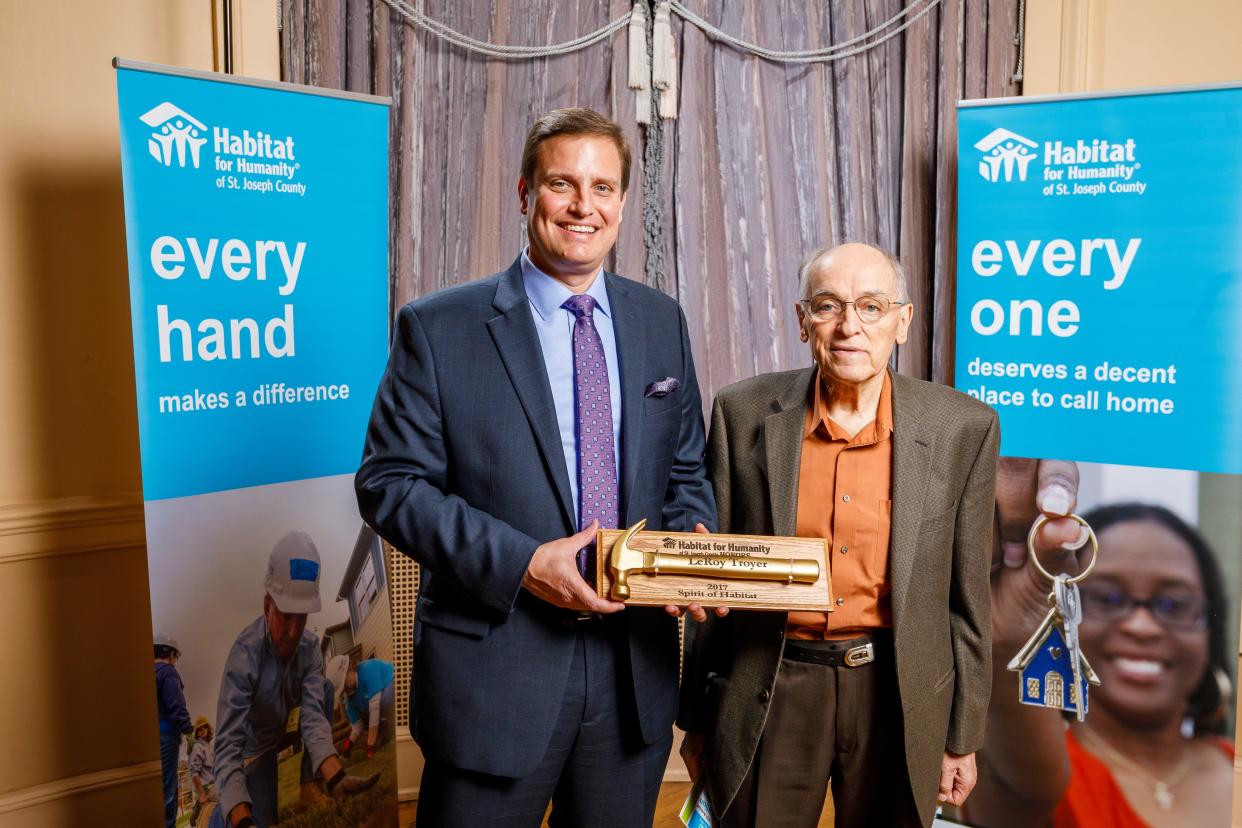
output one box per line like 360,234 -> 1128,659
678,367 -> 999,827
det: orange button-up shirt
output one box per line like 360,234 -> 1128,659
787,372 -> 894,640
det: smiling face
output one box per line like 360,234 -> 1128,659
1079,520 -> 1210,729
518,133 -> 627,287
795,244 -> 912,392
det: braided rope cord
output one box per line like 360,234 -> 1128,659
377,0 -> 942,64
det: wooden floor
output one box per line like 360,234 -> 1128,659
397,749 -> 1242,828
398,782 -> 834,826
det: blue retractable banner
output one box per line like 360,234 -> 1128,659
117,61 -> 395,828
117,62 -> 389,500
955,84 -> 1242,473
953,83 -> 1242,828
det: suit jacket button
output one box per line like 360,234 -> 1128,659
759,689 -> 771,703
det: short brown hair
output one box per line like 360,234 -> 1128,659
520,108 -> 632,193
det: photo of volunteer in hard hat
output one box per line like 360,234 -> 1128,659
212,531 -> 378,828
325,656 -> 394,759
189,716 -> 216,827
154,632 -> 193,828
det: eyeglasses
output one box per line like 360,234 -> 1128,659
799,292 -> 907,324
1079,585 -> 1208,632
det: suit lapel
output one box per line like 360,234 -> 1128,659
606,273 -> 646,525
486,258 -> 576,531
888,371 -> 933,626
763,368 -> 816,537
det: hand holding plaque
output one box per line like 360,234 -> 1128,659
595,520 -> 833,611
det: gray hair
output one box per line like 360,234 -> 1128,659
797,242 -> 909,303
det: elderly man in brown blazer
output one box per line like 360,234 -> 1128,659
678,242 -> 999,827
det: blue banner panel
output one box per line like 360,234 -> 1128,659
117,64 -> 389,499
955,85 -> 1242,473
117,62 -> 396,828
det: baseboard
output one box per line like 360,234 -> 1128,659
0,760 -> 160,815
0,493 -> 145,564
396,726 -> 420,801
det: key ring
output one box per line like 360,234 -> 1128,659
1026,513 -> 1098,584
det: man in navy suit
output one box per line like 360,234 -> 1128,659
356,108 -> 715,826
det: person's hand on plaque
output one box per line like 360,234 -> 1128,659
664,523 -> 732,622
523,521 -> 626,614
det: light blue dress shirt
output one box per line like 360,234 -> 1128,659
521,250 -> 623,523
214,615 -> 334,819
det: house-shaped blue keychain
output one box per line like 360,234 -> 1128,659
1007,608 -> 1100,717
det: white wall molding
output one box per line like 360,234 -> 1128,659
1058,0 -> 1091,92
0,760 -> 159,815
0,493 -> 145,565
397,727 -> 420,801
665,766 -> 690,783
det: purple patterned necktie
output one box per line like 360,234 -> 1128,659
562,294 -> 619,581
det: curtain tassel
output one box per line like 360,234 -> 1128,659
658,72 -> 677,119
628,2 -> 648,90
652,2 -> 677,119
629,2 -> 652,125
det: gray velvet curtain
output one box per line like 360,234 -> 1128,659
282,0 -> 1021,390
282,0 -> 1020,733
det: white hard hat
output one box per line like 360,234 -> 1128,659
325,654 -> 350,697
264,531 -> 322,614
154,633 -> 181,655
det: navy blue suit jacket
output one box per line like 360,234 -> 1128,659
356,257 -> 716,778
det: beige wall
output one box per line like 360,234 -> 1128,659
0,2 -> 275,823
1024,0 -> 1242,95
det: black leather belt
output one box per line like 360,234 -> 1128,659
783,632 -> 889,668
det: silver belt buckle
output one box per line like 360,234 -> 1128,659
844,642 -> 874,667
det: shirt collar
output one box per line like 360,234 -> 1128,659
521,248 -> 611,321
806,369 -> 894,444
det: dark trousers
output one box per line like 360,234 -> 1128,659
241,678 -> 336,828
721,636 -> 923,828
417,620 -> 672,827
159,730 -> 181,828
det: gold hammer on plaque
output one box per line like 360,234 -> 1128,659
607,520 -> 822,601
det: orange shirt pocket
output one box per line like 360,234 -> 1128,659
852,498 -> 893,627
852,499 -> 892,582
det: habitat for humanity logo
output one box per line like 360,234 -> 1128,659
140,102 -> 207,168
974,128 -> 1038,182
972,125 -> 1144,195
137,100 -> 305,195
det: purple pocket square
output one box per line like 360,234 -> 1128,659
644,377 -> 680,398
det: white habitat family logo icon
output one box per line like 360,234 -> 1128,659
140,102 -> 208,168
974,128 -> 1038,182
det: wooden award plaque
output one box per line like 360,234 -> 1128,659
594,523 -> 832,611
